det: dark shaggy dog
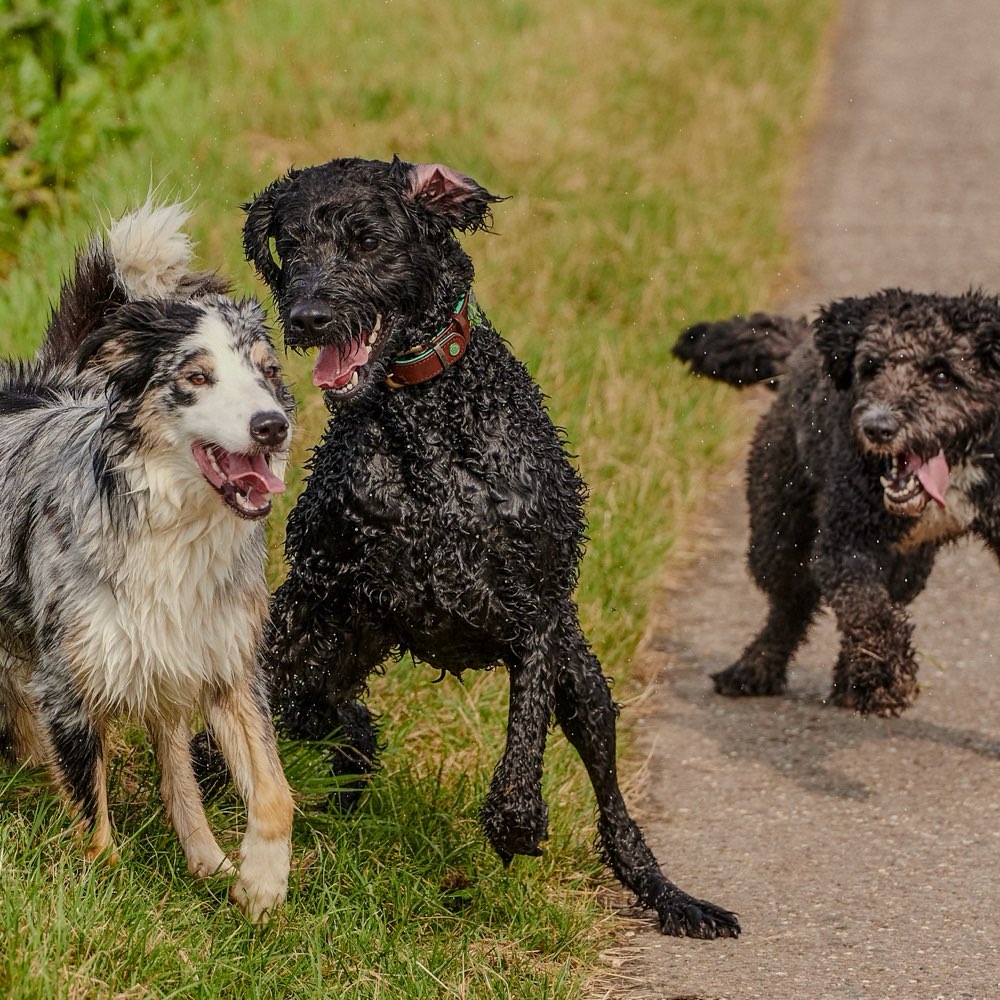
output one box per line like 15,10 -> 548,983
674,289 -> 1000,717
240,155 -> 739,938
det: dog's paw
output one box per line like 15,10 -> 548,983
712,660 -> 786,697
830,678 -> 919,717
480,793 -> 548,865
830,652 -> 919,717
654,888 -> 741,939
229,877 -> 285,926
188,850 -> 235,880
230,837 -> 290,926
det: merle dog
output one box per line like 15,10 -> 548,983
240,155 -> 739,937
674,290 -> 1000,716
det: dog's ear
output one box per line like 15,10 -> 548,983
813,296 -> 873,390
392,155 -> 506,233
242,174 -> 295,290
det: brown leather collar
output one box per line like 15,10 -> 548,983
385,295 -> 472,389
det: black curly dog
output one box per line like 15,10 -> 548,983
675,289 -> 1000,717
240,155 -> 739,938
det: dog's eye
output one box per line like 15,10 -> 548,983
930,367 -> 954,388
187,371 -> 210,386
262,364 -> 279,379
859,356 -> 881,378
359,236 -> 380,252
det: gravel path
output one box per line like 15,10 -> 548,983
605,2 -> 1000,997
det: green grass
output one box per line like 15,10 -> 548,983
0,0 -> 835,996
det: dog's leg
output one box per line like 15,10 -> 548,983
552,610 -> 740,938
480,623 -> 558,863
148,716 -> 235,879
203,676 -> 294,925
715,420 -> 821,697
268,579 -> 387,809
0,654 -> 45,765
712,573 -> 820,697
816,541 -> 919,716
826,588 -> 918,716
34,680 -> 115,862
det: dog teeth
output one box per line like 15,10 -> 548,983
880,476 -> 891,488
330,370 -> 360,395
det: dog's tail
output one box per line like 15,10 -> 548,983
672,311 -> 809,390
40,201 -> 228,365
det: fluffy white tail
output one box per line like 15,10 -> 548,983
107,201 -> 195,300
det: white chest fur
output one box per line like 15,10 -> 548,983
69,499 -> 266,719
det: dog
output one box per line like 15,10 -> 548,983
238,155 -> 740,938
674,289 -> 1000,717
0,203 -> 295,923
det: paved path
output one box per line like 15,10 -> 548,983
607,2 -> 1000,997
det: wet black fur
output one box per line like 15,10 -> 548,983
242,155 -> 739,938
674,289 -> 1000,716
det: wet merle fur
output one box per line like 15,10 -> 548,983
0,206 -> 296,921
674,289 -> 1000,716
241,155 -> 739,938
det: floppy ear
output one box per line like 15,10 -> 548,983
242,173 -> 295,290
813,296 -> 873,390
392,155 -> 505,233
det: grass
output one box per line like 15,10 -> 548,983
0,0 -> 835,996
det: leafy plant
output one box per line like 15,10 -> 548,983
0,0 -> 217,263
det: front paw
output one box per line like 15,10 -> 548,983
830,673 -> 919,717
480,789 -> 548,865
230,836 -> 290,925
831,651 -> 919,717
712,659 -> 786,697
654,887 -> 741,939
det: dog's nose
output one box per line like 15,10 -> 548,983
288,301 -> 333,341
250,411 -> 289,448
860,409 -> 899,445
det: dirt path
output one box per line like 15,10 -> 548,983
603,2 -> 1000,997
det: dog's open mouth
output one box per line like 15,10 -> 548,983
192,442 -> 286,519
879,450 -> 948,516
312,313 -> 386,398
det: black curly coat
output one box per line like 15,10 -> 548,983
675,289 -> 1000,717
241,155 -> 739,938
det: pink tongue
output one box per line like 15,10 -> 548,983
313,339 -> 371,389
913,450 -> 949,507
219,451 -> 286,499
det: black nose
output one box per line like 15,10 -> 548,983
860,409 -> 900,445
250,411 -> 289,448
287,301 -> 333,341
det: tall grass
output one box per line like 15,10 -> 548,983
0,1 -> 834,996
